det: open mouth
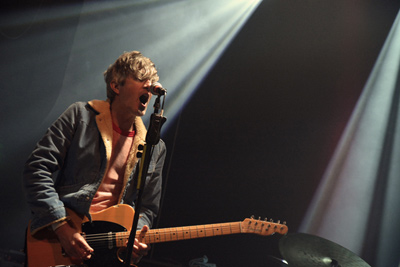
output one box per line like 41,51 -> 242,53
139,94 -> 149,105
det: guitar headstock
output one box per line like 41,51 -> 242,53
241,216 -> 288,236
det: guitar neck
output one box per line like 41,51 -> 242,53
115,221 -> 242,246
146,221 -> 243,244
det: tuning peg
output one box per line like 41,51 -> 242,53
277,220 -> 281,224
136,152 -> 143,158
264,217 -> 268,221
251,215 -> 255,219
283,221 -> 287,225
138,144 -> 144,150
269,218 -> 274,222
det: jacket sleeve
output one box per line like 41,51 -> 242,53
23,103 -> 81,234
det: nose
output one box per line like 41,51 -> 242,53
144,80 -> 152,89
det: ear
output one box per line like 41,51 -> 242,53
110,80 -> 120,95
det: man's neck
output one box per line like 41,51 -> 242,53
110,102 -> 136,132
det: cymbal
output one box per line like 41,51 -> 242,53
279,233 -> 370,267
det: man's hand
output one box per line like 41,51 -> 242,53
54,222 -> 94,261
130,225 -> 150,264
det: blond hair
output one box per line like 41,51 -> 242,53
104,51 -> 159,102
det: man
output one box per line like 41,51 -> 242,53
23,51 -> 166,265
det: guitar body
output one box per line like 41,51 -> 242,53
26,204 -> 134,267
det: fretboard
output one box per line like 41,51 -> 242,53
115,222 -> 242,246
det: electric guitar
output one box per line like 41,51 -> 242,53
26,204 -> 288,267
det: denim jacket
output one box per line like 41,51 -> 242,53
23,100 -> 166,235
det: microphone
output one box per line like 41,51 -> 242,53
149,82 -> 167,95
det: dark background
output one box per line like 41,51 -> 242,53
1,1 -> 400,266
148,1 -> 400,266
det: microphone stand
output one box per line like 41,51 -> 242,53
124,94 -> 167,266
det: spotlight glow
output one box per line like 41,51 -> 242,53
300,10 -> 400,267
2,0 -> 262,131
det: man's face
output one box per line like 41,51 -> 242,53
114,76 -> 153,117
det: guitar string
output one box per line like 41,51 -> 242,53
84,224 -> 241,243
83,221 -> 277,242
83,222 -> 277,245
84,223 -> 242,238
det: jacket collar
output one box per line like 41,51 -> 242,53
88,99 -> 147,143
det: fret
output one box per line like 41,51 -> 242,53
170,227 -> 178,241
197,224 -> 206,238
115,232 -> 127,247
